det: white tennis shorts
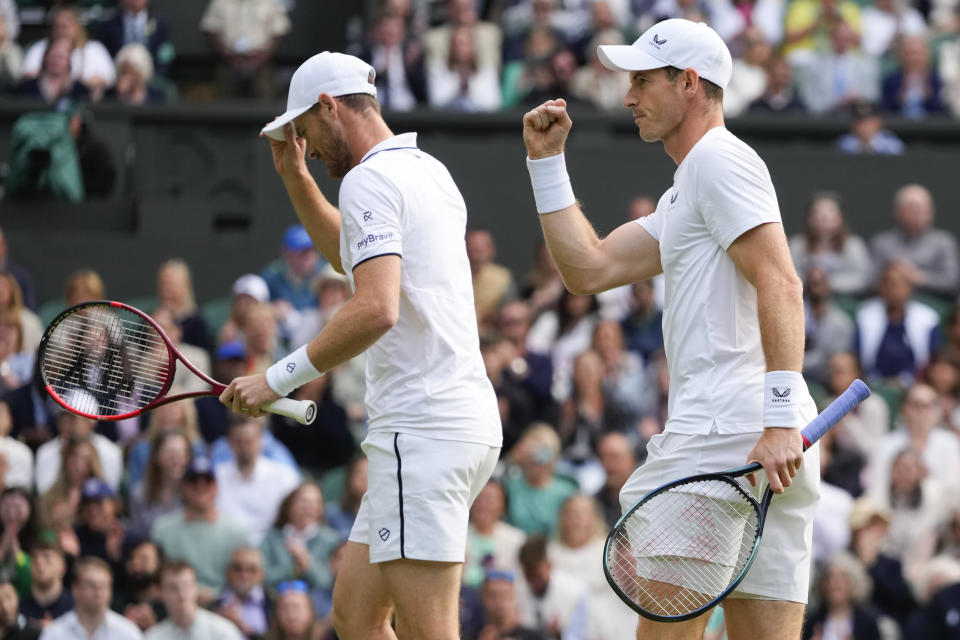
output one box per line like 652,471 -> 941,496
619,423 -> 820,603
349,430 -> 500,564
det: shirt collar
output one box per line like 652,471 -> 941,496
359,132 -> 418,164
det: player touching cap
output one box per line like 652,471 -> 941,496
220,51 -> 501,640
522,18 -> 819,640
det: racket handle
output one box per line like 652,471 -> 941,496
800,379 -> 870,448
263,398 -> 317,426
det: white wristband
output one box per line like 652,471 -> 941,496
763,370 -> 806,428
526,153 -> 576,214
265,345 -> 323,397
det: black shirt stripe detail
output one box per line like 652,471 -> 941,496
353,252 -> 402,271
394,432 -> 405,558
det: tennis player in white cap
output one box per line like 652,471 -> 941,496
522,19 -> 820,640
219,52 -> 502,640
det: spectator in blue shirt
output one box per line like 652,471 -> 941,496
260,225 -> 324,314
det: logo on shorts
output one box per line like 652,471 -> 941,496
286,363 -> 296,373
772,387 -> 791,402
378,528 -> 390,541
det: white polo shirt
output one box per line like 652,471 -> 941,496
40,610 -> 144,640
636,126 -> 783,435
337,132 -> 501,447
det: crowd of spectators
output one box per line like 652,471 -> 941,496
0,0 -> 957,122
3,174 -> 960,638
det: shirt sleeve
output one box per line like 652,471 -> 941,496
634,205 -> 665,243
696,140 -> 782,250
339,167 -> 404,271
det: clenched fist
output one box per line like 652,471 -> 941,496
523,98 -> 574,159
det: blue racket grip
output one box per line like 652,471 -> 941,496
800,379 -> 871,448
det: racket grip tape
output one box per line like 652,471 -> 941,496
800,379 -> 870,448
263,398 -> 317,426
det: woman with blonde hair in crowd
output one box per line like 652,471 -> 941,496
266,580 -> 329,640
64,269 -> 105,306
126,401 -> 204,488
127,429 -> 192,540
21,3 -> 115,99
0,310 -> 31,393
788,191 -> 873,297
426,24 -> 501,112
547,494 -> 607,594
156,258 -> 209,349
38,438 -> 104,530
0,271 -> 41,355
105,42 -> 165,105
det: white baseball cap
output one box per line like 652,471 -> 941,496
261,51 -> 377,141
232,273 -> 270,303
597,19 -> 733,91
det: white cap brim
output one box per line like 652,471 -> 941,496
261,104 -> 314,141
597,44 -> 669,72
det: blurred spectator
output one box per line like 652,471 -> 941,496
870,183 -> 960,299
102,43 -> 166,105
0,0 -> 16,42
802,268 -> 856,387
321,455 -> 366,540
19,539 -> 73,631
861,0 -> 926,58
495,301 -> 555,420
464,481 -> 525,589
825,352 -> 890,463
285,266 -> 350,350
200,0 -> 290,99
848,498 -> 917,628
782,0 -> 862,65
837,100 -> 905,155
22,5 -> 115,100
523,47 -> 592,109
813,432 -> 855,564
64,105 -> 116,200
0,231 -> 37,312
748,54 -> 805,113
127,430 -> 189,541
214,416 -> 300,546
355,10 -> 427,111
730,0 -> 786,46
126,401 -> 204,489
546,495 -> 606,595
467,570 -> 545,640
520,242 -> 564,319
482,335 -> 538,453
796,21 -> 879,114
904,556 -> 960,638
0,404 -> 31,490
501,0 -> 570,64
150,456 -> 250,596
38,438 -> 103,537
0,10 -> 22,92
150,307 -> 210,394
113,540 -> 162,631
63,269 -> 104,307
259,483 -> 341,593
0,580 -> 38,640
648,0 -> 745,43
504,423 -> 577,536
802,551 -> 884,639
790,191 -> 873,297
528,290 -> 598,403
219,274 -> 271,346
155,259 -> 209,350
723,26 -> 772,116
514,535 -> 589,639
619,280 -> 663,362
146,561 -> 243,639
426,25 -> 501,111
592,432 -> 635,528
866,383 -> 960,496
265,581 -> 329,640
35,402 -> 122,494
0,313 -> 31,395
424,0 -> 502,70
925,354 -> 960,434
0,272 -> 41,357
570,29 -> 631,111
0,487 -> 39,594
238,303 -> 280,374
942,15 -> 960,118
881,35 -> 944,118
467,228 -> 517,332
854,262 -> 941,384
96,0 -> 175,76
260,225 -> 324,314
16,38 -> 89,104
39,556 -> 142,639
215,548 -> 268,640
70,478 -> 126,566
501,25 -> 561,108
592,320 -> 651,423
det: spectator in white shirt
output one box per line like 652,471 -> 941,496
514,535 -> 589,638
146,561 -> 243,640
35,398 -> 122,494
39,556 -> 142,640
214,416 -> 300,546
0,401 -> 32,490
426,25 -> 501,111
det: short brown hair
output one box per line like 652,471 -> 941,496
335,93 -> 381,114
663,66 -> 723,103
518,535 -> 549,570
73,556 -> 112,585
160,559 -> 195,581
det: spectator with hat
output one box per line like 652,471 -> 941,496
196,341 -> 249,444
837,101 -> 905,155
67,478 -> 126,567
260,225 -> 325,314
218,274 -> 271,346
150,456 -> 250,599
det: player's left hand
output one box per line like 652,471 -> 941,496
746,427 -> 804,494
219,373 -> 281,417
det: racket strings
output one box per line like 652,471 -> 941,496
42,305 -> 172,417
607,478 -> 760,618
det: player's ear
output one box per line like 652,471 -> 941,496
317,93 -> 337,117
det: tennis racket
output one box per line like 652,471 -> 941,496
38,300 -> 317,425
604,379 -> 870,622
